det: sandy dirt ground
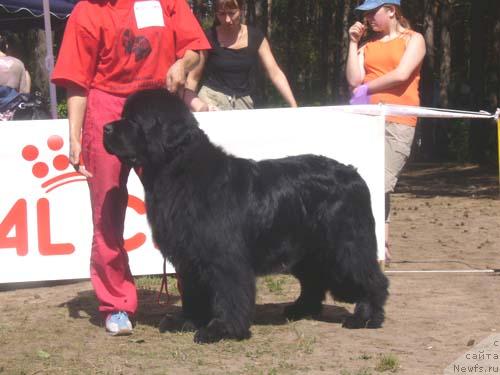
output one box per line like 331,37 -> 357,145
1,163 -> 499,375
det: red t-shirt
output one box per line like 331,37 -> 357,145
52,0 -> 211,95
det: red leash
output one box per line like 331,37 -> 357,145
157,257 -> 170,305
157,258 -> 183,305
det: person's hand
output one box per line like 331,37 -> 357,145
195,102 -> 219,112
166,59 -> 187,93
185,92 -> 219,112
348,21 -> 366,44
349,84 -> 370,105
186,96 -> 211,112
69,139 -> 92,178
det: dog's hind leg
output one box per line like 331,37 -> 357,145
193,264 -> 255,344
343,300 -> 384,329
329,186 -> 389,328
342,262 -> 388,329
327,245 -> 389,329
284,259 -> 326,321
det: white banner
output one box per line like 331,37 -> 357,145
0,107 -> 385,283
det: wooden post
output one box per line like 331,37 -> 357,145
42,0 -> 58,119
498,116 -> 500,191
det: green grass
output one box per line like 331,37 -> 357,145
135,275 -> 179,295
263,275 -> 285,294
135,275 -> 162,290
291,324 -> 317,354
375,354 -> 399,372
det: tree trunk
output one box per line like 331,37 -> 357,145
422,0 -> 436,70
438,0 -> 451,108
417,0 -> 439,161
190,0 -> 203,20
469,0 -> 489,163
486,0 -> 500,111
331,0 -> 351,104
245,0 -> 256,26
285,0 -> 297,99
267,0 -> 272,37
317,0 -> 333,102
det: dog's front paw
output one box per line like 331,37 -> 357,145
193,319 -> 230,344
365,319 -> 383,329
342,315 -> 368,329
194,327 -> 221,344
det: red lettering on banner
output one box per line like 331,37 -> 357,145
124,195 -> 147,252
37,198 -> 75,255
0,199 -> 28,256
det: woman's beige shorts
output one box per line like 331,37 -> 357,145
198,85 -> 254,111
385,122 -> 415,193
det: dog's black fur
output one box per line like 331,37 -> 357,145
104,88 -> 389,343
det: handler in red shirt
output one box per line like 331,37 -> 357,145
52,0 -> 210,336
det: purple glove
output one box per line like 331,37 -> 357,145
349,84 -> 370,105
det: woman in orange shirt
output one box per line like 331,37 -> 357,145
346,0 -> 426,263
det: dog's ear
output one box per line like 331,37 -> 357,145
144,115 -> 203,164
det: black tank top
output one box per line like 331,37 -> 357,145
203,26 -> 265,97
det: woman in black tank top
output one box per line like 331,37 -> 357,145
185,0 -> 297,111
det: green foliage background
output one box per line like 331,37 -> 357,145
5,0 -> 498,165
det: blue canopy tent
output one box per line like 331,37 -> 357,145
0,0 -> 78,118
0,0 -> 75,20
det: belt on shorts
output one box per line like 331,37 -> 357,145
226,93 -> 244,109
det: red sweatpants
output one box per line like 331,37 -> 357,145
82,89 -> 137,316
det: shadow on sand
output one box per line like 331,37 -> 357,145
60,288 -> 350,332
396,162 -> 499,198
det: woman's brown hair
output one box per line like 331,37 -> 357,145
360,5 -> 412,45
213,0 -> 242,13
388,5 -> 412,30
212,0 -> 245,26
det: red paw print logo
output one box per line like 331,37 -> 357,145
21,135 -> 86,193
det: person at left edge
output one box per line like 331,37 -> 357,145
51,0 -> 210,336
0,33 -> 31,120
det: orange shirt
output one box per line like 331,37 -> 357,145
363,31 -> 421,126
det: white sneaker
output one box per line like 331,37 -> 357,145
105,311 -> 133,336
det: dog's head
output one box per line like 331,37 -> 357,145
103,88 -> 201,167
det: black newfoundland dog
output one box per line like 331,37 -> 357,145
103,89 -> 389,343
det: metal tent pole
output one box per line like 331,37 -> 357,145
42,0 -> 58,119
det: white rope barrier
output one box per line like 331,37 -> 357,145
330,103 -> 499,120
386,269 -> 499,274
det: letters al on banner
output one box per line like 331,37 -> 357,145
0,108 -> 385,283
